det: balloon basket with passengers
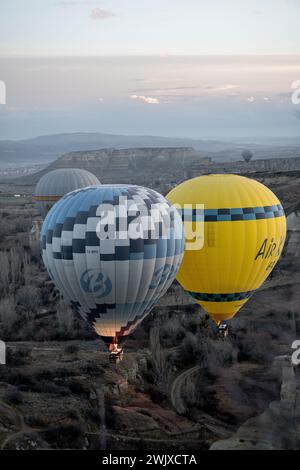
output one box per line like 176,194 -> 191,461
36,171 -> 287,361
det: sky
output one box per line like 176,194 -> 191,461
1,0 -> 300,56
0,1 -> 300,141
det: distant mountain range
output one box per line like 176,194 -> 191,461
0,132 -> 237,167
1,132 -> 300,167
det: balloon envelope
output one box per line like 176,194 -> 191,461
34,169 -> 100,218
41,185 -> 184,349
167,174 -> 287,324
242,150 -> 253,163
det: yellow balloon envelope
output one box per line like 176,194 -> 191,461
167,174 -> 287,325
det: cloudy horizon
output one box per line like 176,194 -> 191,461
0,1 -> 299,141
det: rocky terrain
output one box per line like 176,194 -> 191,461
2,132 -> 300,168
211,357 -> 300,450
26,148 -> 300,187
3,146 -> 300,203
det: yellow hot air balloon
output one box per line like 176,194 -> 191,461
167,174 -> 287,326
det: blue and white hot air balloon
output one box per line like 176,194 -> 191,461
41,185 -> 185,361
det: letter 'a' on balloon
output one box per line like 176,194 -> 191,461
167,174 -> 287,326
33,169 -> 101,219
41,185 -> 185,362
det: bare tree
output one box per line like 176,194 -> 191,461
56,298 -> 74,336
0,249 -> 31,296
16,285 -> 41,316
0,297 -> 17,334
150,321 -> 174,396
0,251 -> 10,294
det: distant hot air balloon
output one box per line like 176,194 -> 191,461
41,185 -> 184,361
167,174 -> 287,329
242,149 -> 253,163
34,169 -> 100,218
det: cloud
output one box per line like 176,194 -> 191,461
134,78 -> 185,84
54,1 -> 77,5
130,95 -> 160,105
54,2 -> 116,20
90,8 -> 115,20
133,84 -> 240,97
204,84 -> 239,92
247,96 -> 255,103
55,1 -> 101,5
132,86 -> 197,96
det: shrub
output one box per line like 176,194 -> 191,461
66,409 -> 81,421
18,378 -> 69,396
236,332 -> 275,364
0,297 -> 17,335
105,405 -> 116,429
161,317 -> 186,346
42,424 -> 85,449
200,338 -> 236,377
68,379 -> 87,396
25,414 -> 48,428
150,323 -> 174,396
0,249 -> 31,296
16,285 -> 41,313
85,408 -> 100,425
4,389 -> 23,405
177,333 -> 199,367
65,344 -> 79,354
56,299 -> 74,337
6,347 -> 31,366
